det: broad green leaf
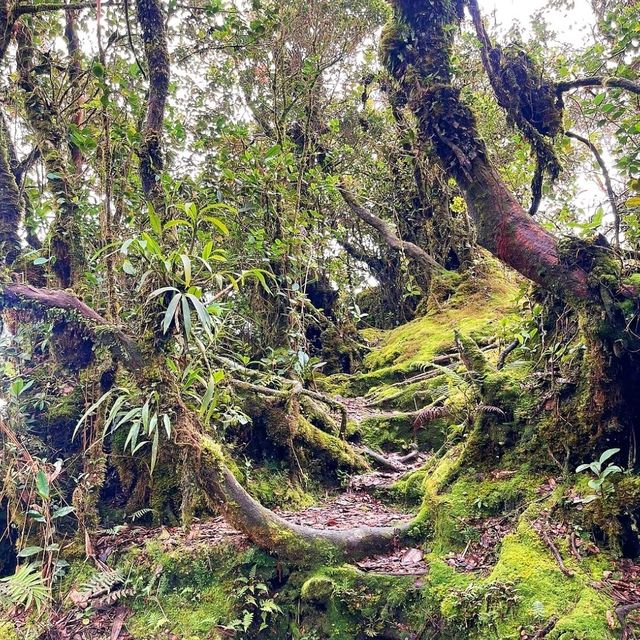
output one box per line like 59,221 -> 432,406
599,448 -> 620,464
35,471 -> 49,500
52,506 -> 75,519
203,216 -> 229,235
123,260 -> 136,275
186,293 -> 211,333
181,295 -> 192,338
17,546 -> 43,558
148,203 -> 162,235
180,254 -> 192,287
150,428 -> 159,474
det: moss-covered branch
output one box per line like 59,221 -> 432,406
0,283 -> 142,367
0,110 -> 22,264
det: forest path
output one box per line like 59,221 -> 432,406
97,444 -> 429,576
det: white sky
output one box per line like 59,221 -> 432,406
479,0 -> 595,46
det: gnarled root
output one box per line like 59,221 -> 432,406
192,434 -> 412,564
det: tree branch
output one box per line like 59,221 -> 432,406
0,283 -> 142,366
556,76 -> 640,96
565,130 -> 620,247
337,183 -> 441,271
382,0 -> 593,303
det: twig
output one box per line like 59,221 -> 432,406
569,531 -> 581,560
616,602 -> 640,639
565,131 -> 620,247
532,616 -> 558,639
497,338 -> 519,370
540,530 -> 574,577
357,446 -> 407,472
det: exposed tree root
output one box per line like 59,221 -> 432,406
184,428 -> 412,563
219,354 -> 349,435
539,529 -> 574,577
247,397 -> 368,474
497,338 -> 519,370
358,445 -> 408,472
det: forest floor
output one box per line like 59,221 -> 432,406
7,260 -> 640,639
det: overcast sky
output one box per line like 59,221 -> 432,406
479,0 -> 595,46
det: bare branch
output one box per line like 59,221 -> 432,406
17,1 -> 120,15
337,183 -> 441,272
565,130 -> 620,247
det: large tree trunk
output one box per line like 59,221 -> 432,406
382,0 -> 640,476
381,0 -> 596,305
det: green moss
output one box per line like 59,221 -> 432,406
357,411 -> 445,451
247,465 -> 316,510
128,586 -> 230,639
125,542 -> 277,639
0,622 -> 18,640
297,565 -> 423,639
488,520 -> 615,639
325,255 -> 519,398
300,574 -> 336,604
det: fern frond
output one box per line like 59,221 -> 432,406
413,405 -> 451,428
0,563 -> 50,613
477,405 -> 506,418
129,508 -> 153,522
79,567 -> 124,600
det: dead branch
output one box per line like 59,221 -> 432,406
357,446 -> 407,472
337,183 -> 441,272
497,338 -> 519,370
532,616 -> 558,639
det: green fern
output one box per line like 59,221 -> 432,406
79,567 -> 124,599
0,563 -> 50,613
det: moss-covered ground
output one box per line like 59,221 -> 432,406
21,257 -> 634,639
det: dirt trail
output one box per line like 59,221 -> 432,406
96,449 -> 428,576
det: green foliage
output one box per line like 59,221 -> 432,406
221,565 -> 283,636
575,448 -> 622,504
0,564 -> 50,614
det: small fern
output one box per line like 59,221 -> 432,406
0,563 -> 50,613
477,404 -> 506,418
129,508 -> 153,522
79,567 -> 124,600
413,405 -> 451,428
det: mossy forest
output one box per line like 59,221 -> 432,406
1,0 -> 640,637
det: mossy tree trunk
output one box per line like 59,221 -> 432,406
381,0 -> 640,468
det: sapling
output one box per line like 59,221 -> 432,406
575,448 -> 622,504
